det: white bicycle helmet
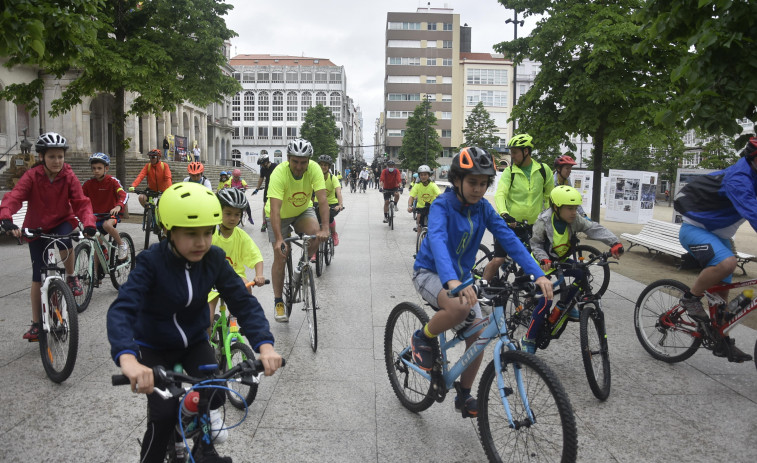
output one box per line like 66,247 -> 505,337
287,138 -> 313,157
35,132 -> 69,153
417,165 -> 433,174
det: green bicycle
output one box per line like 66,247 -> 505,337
209,279 -> 268,409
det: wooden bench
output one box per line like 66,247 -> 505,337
620,219 -> 755,275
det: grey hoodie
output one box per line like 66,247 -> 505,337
530,208 -> 619,261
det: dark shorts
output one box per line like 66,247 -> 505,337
95,216 -> 121,234
416,205 -> 430,227
383,188 -> 400,201
313,203 -> 341,224
28,221 -> 75,282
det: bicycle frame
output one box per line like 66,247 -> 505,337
702,278 -> 757,336
40,246 -> 69,333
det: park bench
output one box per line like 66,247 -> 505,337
620,219 -> 755,275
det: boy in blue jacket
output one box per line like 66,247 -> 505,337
107,182 -> 282,461
411,147 -> 553,418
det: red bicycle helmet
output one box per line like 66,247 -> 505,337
554,155 -> 577,168
148,149 -> 162,158
187,162 -> 204,175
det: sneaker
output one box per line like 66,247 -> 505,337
567,307 -> 580,321
521,337 -> 537,354
274,301 -> 289,323
394,204 -> 399,211
118,242 -> 129,260
209,408 -> 229,444
383,217 -> 388,223
67,276 -> 83,297
23,322 -> 41,342
261,223 -> 267,232
679,294 -> 709,321
410,330 -> 435,371
714,337 -> 753,363
332,232 -> 339,246
454,395 -> 478,418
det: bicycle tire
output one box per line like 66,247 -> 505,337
73,241 -> 94,313
39,278 -> 79,383
224,342 -> 259,409
579,303 -> 611,400
284,254 -> 294,318
415,228 -> 427,255
472,243 -> 493,280
143,207 -> 153,250
389,203 -> 394,230
303,268 -> 318,352
324,236 -> 333,266
110,233 -> 135,289
572,244 -> 611,298
384,302 -> 436,412
634,279 -> 701,362
477,349 -> 578,463
315,241 -> 324,277
753,339 -> 756,371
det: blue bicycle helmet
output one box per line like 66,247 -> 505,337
89,152 -> 111,166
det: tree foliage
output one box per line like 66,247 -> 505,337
461,101 -> 500,154
399,99 -> 443,171
495,0 -> 683,221
300,104 -> 339,161
1,0 -> 241,182
635,0 -> 757,138
697,133 -> 739,170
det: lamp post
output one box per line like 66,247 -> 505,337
505,13 -> 524,134
424,94 -> 430,165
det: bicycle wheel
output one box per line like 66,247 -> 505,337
284,254 -> 294,318
383,302 -> 436,412
634,279 -> 701,362
302,268 -> 318,352
574,244 -> 611,297
472,243 -> 493,280
223,342 -> 259,409
477,349 -> 577,463
39,279 -> 79,383
73,241 -> 94,313
315,241 -> 324,277
389,203 -> 394,230
143,207 -> 153,250
110,233 -> 136,289
415,228 -> 427,255
579,303 -> 611,400
324,236 -> 333,266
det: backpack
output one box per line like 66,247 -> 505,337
509,161 -> 547,186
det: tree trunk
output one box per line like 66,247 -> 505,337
590,120 -> 606,223
114,87 -> 126,184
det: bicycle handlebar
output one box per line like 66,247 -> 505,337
245,279 -> 271,288
131,189 -> 161,198
447,274 -> 538,301
15,228 -> 84,241
551,251 -> 616,270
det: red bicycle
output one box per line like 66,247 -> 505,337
634,277 -> 756,368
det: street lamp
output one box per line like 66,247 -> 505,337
424,94 -> 429,164
505,13 -> 524,133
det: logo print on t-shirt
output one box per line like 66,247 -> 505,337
289,191 -> 309,208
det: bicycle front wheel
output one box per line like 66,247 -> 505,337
284,254 -> 294,318
110,232 -> 135,289
143,208 -> 153,250
384,302 -> 435,412
415,228 -> 427,255
39,279 -> 79,383
302,268 -> 318,352
73,241 -> 94,313
634,279 -> 701,362
472,243 -> 493,280
579,303 -> 611,400
389,204 -> 394,230
478,350 -> 577,463
224,342 -> 258,409
324,237 -> 333,266
315,241 -> 324,277
574,244 -> 611,297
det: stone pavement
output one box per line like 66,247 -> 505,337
0,187 -> 755,462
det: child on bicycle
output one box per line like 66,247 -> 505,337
208,188 -> 264,324
407,164 -> 440,240
523,185 -> 623,353
222,168 -> 248,190
217,171 -> 230,191
411,147 -> 552,418
183,161 -> 212,189
316,155 -> 343,246
82,153 -> 129,266
129,149 -> 172,207
0,132 -> 96,341
107,182 -> 282,461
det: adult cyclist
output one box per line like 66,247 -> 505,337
482,133 -> 553,283
358,167 -> 370,192
265,139 -> 330,322
252,154 -> 279,232
380,160 -> 402,223
315,155 -> 344,245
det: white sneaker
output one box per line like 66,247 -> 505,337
117,242 -> 129,259
209,408 -> 229,443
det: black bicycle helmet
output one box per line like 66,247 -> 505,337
318,155 -> 333,165
257,154 -> 269,165
217,188 -> 249,210
35,132 -> 69,153
450,146 -> 496,177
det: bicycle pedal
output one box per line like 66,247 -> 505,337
27,338 -> 39,343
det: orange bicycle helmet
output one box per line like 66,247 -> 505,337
187,162 -> 204,175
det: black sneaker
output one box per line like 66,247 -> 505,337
454,395 -> 478,418
714,337 -> 753,363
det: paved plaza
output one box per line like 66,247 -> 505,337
0,187 -> 755,462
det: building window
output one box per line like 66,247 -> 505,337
286,71 -> 298,83
232,127 -> 239,139
315,72 -> 327,83
287,92 -> 298,121
427,58 -> 437,66
388,93 -> 421,101
442,130 -> 452,138
387,111 -> 412,118
316,91 -> 327,106
387,129 -> 405,137
467,90 -> 508,107
243,127 -> 255,140
232,72 -> 241,82
257,72 -> 269,83
301,72 -> 313,83
272,91 -> 283,121
242,72 -> 254,83
286,127 -> 297,138
387,75 -> 421,84
330,92 -> 341,122
258,127 -> 269,139
442,76 -> 452,84
388,40 -> 421,48
442,58 -> 452,66
388,22 -> 421,30
441,94 -> 451,102
258,91 -> 269,121
329,71 -> 342,83
244,91 -> 254,122
301,91 -> 312,119
232,94 -> 240,121
442,40 -> 452,49
387,57 -> 421,66
442,112 -> 452,119
427,22 -> 437,30
272,127 -> 283,140
427,94 -> 437,101
427,40 -> 437,48
271,72 -> 283,83
273,149 -> 282,164
443,23 -> 453,31
426,76 -> 437,84
467,69 -> 508,85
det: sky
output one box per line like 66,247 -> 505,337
224,0 -> 538,161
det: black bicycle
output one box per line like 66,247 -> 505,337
133,189 -> 165,250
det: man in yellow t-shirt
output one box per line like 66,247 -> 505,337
407,164 -> 440,240
315,155 -> 344,246
265,138 -> 329,322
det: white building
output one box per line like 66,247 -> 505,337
460,52 -> 513,150
228,55 -> 361,172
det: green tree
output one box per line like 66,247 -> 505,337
300,104 -> 339,161
697,133 -> 739,170
399,99 -> 442,172
635,0 -> 757,137
461,101 -> 500,154
495,0 -> 683,221
1,0 -> 240,182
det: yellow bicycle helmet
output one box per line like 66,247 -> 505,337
507,133 -> 534,149
550,185 -> 583,208
157,182 -> 222,230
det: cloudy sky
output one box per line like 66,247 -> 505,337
224,0 -> 538,160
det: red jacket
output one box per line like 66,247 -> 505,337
82,175 -> 127,214
0,163 -> 95,230
380,168 -> 402,189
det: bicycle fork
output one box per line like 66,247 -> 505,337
494,340 -> 536,429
